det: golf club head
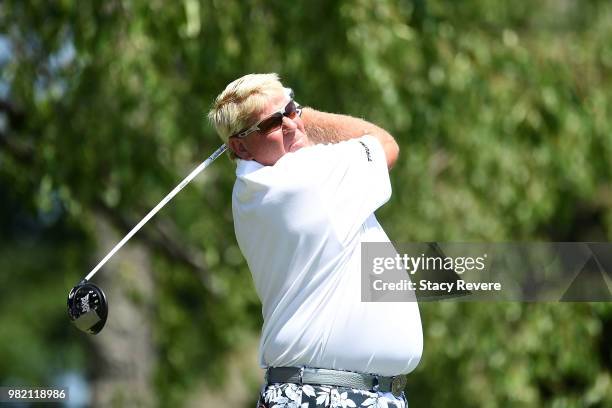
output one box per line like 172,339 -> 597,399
67,281 -> 108,335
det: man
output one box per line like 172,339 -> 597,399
209,73 -> 422,408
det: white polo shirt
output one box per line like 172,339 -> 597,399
232,135 -> 422,376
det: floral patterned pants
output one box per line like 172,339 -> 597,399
256,382 -> 407,408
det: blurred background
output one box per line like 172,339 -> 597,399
1,0 -> 611,406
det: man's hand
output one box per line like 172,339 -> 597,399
301,108 -> 399,169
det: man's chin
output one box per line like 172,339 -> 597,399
288,136 -> 310,153
289,143 -> 302,153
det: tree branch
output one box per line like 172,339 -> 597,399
93,199 -> 221,297
0,99 -> 33,163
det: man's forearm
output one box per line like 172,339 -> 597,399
301,107 -> 400,169
302,108 -> 382,144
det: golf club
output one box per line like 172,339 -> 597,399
67,143 -> 228,334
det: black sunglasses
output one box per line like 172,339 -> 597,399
233,100 -> 302,139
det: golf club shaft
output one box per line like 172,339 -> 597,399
83,143 -> 228,282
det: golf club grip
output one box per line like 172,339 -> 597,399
83,143 -> 227,282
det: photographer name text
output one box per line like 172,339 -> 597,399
372,279 -> 502,292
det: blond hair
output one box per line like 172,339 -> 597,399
208,73 -> 285,151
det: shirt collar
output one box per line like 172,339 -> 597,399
236,159 -> 265,177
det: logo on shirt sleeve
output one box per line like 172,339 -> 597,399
358,141 -> 372,162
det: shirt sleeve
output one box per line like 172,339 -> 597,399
298,135 -> 392,244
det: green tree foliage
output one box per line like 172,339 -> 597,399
1,0 -> 611,406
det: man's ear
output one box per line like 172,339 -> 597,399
228,137 -> 253,160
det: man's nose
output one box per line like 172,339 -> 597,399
281,115 -> 298,132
